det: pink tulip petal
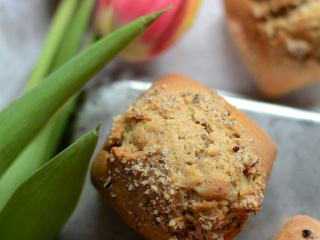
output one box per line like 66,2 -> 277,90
95,0 -> 201,61
142,0 -> 184,42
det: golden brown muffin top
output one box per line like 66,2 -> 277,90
92,74 -> 276,239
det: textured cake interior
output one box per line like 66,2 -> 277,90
252,0 -> 320,59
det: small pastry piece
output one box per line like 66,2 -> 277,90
91,73 -> 277,239
224,0 -> 320,97
273,215 -> 320,240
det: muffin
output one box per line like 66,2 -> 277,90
273,215 -> 320,240
224,0 -> 320,97
91,73 -> 277,239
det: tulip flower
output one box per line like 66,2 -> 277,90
95,0 -> 202,61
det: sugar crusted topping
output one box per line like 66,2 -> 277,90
103,85 -> 266,239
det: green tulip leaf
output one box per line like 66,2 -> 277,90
0,125 -> 99,240
0,9 -> 166,177
0,0 -> 96,211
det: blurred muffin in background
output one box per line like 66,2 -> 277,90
224,0 -> 320,98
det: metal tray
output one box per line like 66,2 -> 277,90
59,81 -> 320,240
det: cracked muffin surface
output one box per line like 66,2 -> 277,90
91,74 -> 277,240
224,0 -> 320,97
253,0 -> 320,59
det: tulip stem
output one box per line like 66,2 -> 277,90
25,0 -> 78,90
51,0 -> 96,71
